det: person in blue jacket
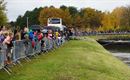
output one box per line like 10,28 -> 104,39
29,29 -> 34,41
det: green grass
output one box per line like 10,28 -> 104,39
0,38 -> 130,80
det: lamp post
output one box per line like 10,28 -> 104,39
27,17 -> 29,28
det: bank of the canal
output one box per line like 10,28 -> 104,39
99,42 -> 130,66
0,38 -> 130,80
89,35 -> 130,66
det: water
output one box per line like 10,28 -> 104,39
100,42 -> 130,66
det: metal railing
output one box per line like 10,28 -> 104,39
0,37 -> 65,75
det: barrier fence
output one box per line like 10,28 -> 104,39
0,37 -> 65,75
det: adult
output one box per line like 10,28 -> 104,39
3,32 -> 13,64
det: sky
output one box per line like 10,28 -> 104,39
5,0 -> 130,22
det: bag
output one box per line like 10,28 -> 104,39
38,34 -> 43,41
32,41 -> 35,48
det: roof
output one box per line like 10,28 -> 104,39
29,25 -> 43,30
43,26 -> 60,32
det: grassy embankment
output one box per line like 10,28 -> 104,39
0,38 -> 130,80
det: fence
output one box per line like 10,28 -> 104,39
0,37 -> 65,75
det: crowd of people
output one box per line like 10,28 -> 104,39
0,26 -> 69,68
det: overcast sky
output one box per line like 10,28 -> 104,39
5,0 -> 130,22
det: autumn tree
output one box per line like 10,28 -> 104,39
100,7 -> 127,31
73,15 -> 83,28
39,7 -> 72,27
79,8 -> 103,30
101,12 -> 113,31
14,5 -> 130,31
111,7 -> 125,30
120,6 -> 130,30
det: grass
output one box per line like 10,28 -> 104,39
0,38 -> 130,80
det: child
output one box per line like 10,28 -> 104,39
41,33 -> 48,52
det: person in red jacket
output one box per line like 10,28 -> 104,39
37,30 -> 43,41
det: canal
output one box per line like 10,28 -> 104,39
98,40 -> 130,66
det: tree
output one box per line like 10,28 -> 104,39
120,6 -> 130,30
60,5 -> 67,11
73,15 -> 83,28
25,7 -> 43,26
111,7 -> 125,30
79,8 -> 103,29
101,7 -> 126,31
39,7 -> 72,27
14,5 -> 130,31
68,6 -> 78,17
0,0 -> 7,26
15,15 -> 24,27
101,12 -> 113,31
15,7 -> 43,28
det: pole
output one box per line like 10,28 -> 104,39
27,17 -> 29,28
